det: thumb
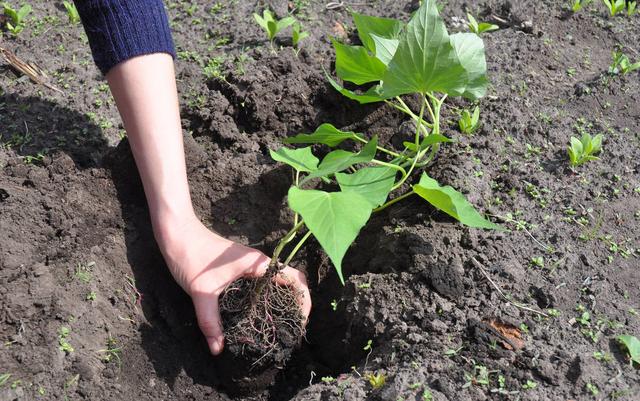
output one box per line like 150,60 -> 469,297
192,294 -> 225,355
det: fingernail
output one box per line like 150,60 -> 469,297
209,338 -> 224,355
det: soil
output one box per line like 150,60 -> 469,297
1,0 -> 640,400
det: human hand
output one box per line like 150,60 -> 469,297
155,215 -> 312,355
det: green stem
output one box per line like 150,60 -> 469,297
352,133 -> 407,159
284,230 -> 312,266
392,96 -> 427,191
269,220 -> 305,271
373,190 -> 415,213
371,158 -> 407,183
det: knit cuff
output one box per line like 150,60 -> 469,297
76,0 -> 176,75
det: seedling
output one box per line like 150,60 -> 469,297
628,1 -> 637,15
2,2 -> 32,35
522,379 -> 537,390
571,0 -> 592,12
466,13 -> 498,34
292,22 -> 309,54
458,106 -> 481,134
568,133 -> 603,167
608,51 -> 640,75
58,326 -> 74,354
253,9 -> 296,50
602,0 -> 626,15
616,334 -> 640,366
62,1 -> 80,24
269,0 -> 500,285
366,372 -> 386,389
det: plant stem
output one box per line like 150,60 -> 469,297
284,230 -> 312,266
352,134 -> 406,159
373,190 -> 415,212
269,220 -> 305,273
391,96 -> 427,191
371,159 -> 407,182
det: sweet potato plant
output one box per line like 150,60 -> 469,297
269,0 -> 500,283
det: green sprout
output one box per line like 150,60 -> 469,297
292,22 -> 309,54
466,13 -> 498,35
58,327 -> 74,354
628,1 -> 637,15
2,2 -> 32,35
522,380 -> 538,390
568,133 -> 603,167
62,1 -> 80,24
458,106 -> 480,134
269,0 -> 500,284
366,372 -> 387,389
571,0 -> 592,12
253,9 -> 296,50
609,51 -> 640,75
602,0 -> 627,15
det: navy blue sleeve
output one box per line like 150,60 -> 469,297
74,0 -> 176,75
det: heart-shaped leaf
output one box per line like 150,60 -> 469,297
336,166 -> 397,207
303,136 -> 378,182
617,335 -> 640,365
270,147 -> 319,172
333,40 -> 387,85
370,34 -> 399,65
413,173 -> 500,229
352,12 -> 404,53
288,187 -> 373,283
285,123 -> 363,147
326,74 -> 385,104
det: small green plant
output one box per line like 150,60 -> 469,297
571,0 -> 592,12
58,327 -> 74,354
522,379 -> 538,390
602,0 -> 626,15
466,13 -> 498,34
617,335 -> 640,366
568,133 -> 603,167
585,382 -> 599,396
627,1 -> 637,15
366,372 -> 387,389
2,2 -> 32,35
269,0 -> 500,284
253,9 -> 296,50
292,22 -> 309,53
62,1 -> 80,24
609,51 -> 640,75
458,106 -> 481,134
98,337 -> 122,366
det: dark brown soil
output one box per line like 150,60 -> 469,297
1,1 -> 640,400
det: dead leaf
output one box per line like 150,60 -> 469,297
332,21 -> 347,39
484,318 -> 525,350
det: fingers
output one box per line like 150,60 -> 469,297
192,294 -> 225,355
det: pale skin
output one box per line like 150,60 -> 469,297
106,53 -> 312,355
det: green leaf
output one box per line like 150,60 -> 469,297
570,136 -> 584,156
285,123 -> 363,147
327,74 -> 386,104
267,20 -> 278,39
270,147 -> 319,172
351,12 -> 404,53
370,34 -> 399,65
403,133 -> 453,152
617,335 -> 640,365
288,187 -> 373,284
276,16 -> 296,32
381,0 -> 488,100
332,40 -> 387,85
448,33 -> 489,99
413,173 -> 500,229
381,0 -> 455,97
336,166 -> 397,207
304,136 -> 378,182
253,11 -> 269,31
477,22 -> 499,33
17,4 -> 30,20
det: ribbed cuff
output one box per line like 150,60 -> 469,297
76,0 -> 176,75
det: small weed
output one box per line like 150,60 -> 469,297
568,133 -> 603,167
62,1 -> 80,24
522,379 -> 537,390
602,0 -> 627,16
2,2 -> 31,35
466,13 -> 498,34
585,382 -> 599,396
609,51 -> 640,75
254,9 -> 296,50
366,372 -> 386,389
458,106 -> 480,134
571,0 -> 592,12
58,327 -> 74,354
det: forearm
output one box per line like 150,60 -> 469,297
106,54 -> 195,240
